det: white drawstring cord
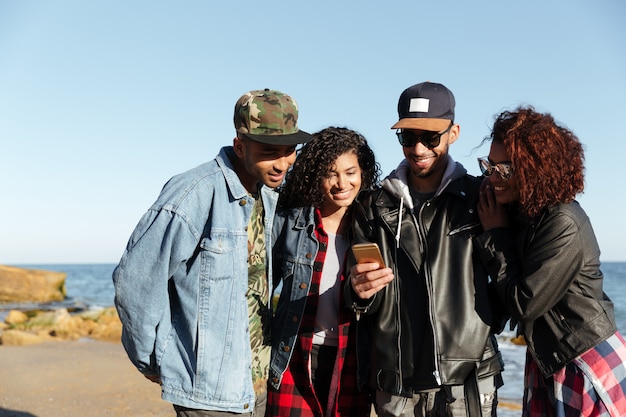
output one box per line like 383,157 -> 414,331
396,197 -> 403,249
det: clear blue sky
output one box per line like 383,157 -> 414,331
1,1 -> 624,264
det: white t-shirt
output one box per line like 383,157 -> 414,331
312,232 -> 348,347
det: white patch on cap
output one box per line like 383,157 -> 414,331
409,98 -> 430,113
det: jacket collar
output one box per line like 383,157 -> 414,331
216,146 -> 278,203
287,206 -> 317,230
380,155 -> 469,207
216,146 -> 250,200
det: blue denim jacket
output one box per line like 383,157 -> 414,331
269,206 -> 319,388
113,147 -> 278,412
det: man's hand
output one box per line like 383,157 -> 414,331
350,262 -> 394,300
143,374 -> 161,384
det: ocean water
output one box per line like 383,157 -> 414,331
2,262 -> 625,416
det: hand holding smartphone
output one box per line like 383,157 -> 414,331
351,243 -> 385,269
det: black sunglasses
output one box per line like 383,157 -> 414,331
477,157 -> 514,181
396,122 -> 453,148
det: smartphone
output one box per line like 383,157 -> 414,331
351,243 -> 385,268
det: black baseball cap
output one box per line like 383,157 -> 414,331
391,82 -> 455,132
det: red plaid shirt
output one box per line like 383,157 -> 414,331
523,331 -> 626,417
267,211 -> 371,417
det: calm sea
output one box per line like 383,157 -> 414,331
2,262 -> 625,416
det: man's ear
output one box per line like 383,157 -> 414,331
448,124 -> 460,145
233,135 -> 245,157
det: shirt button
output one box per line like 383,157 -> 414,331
243,404 -> 249,409
306,253 -> 313,259
292,316 -> 298,322
299,283 -> 307,289
239,200 -> 247,206
283,346 -> 291,352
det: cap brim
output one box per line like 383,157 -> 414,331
245,130 -> 313,145
391,118 -> 452,132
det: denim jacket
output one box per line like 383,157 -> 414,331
113,146 -> 278,412
269,206 -> 369,401
269,206 -> 319,387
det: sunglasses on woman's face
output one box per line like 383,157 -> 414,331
396,122 -> 453,148
477,157 -> 514,181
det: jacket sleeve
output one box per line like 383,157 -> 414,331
474,210 -> 584,322
112,207 -> 198,375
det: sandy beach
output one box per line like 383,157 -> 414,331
0,338 -> 523,417
0,340 -> 173,417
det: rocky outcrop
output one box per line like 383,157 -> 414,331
0,265 -> 67,303
0,306 -> 122,345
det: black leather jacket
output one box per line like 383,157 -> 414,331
474,201 -> 617,377
346,159 -> 504,397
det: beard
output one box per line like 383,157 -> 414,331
413,168 -> 435,178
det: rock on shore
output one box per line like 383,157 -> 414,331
0,264 -> 67,303
0,306 -> 122,345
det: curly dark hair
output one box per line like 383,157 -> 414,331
487,106 -> 585,218
279,126 -> 381,208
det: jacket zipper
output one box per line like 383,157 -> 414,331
395,197 -> 404,387
417,200 -> 442,386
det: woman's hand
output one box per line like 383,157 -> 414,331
477,179 -> 509,231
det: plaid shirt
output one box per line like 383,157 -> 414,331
523,331 -> 626,417
267,210 -> 371,417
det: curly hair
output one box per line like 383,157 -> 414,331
279,126 -> 381,208
488,106 -> 585,218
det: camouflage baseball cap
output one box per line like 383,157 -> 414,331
234,88 -> 313,145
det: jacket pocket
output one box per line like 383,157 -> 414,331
476,350 -> 504,379
449,222 -> 482,238
376,368 -> 403,394
199,232 -> 243,281
278,259 -> 296,281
